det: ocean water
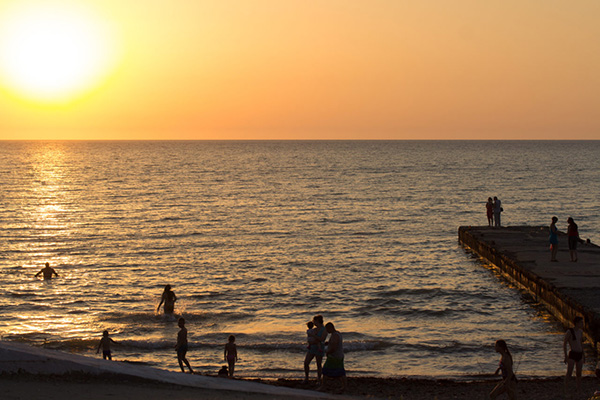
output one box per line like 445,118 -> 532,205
0,140 -> 598,380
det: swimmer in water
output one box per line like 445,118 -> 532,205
35,262 -> 58,280
157,284 -> 177,314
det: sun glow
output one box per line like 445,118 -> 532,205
0,2 -> 119,103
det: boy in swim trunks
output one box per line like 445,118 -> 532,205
564,316 -> 584,395
96,330 -> 116,360
176,318 -> 194,373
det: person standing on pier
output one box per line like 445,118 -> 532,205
486,197 -> 494,227
564,316 -> 584,395
493,197 -> 503,227
567,217 -> 580,262
549,216 -> 559,262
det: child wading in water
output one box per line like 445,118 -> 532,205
96,330 -> 117,360
490,339 -> 516,400
224,335 -> 238,377
176,318 -> 194,373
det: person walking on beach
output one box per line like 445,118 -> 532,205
549,216 -> 559,262
567,217 -> 580,262
304,315 -> 327,384
319,322 -> 347,393
35,262 -> 58,280
490,339 -> 516,400
96,330 -> 117,360
564,316 -> 585,395
157,285 -> 177,314
176,317 -> 194,373
486,197 -> 494,227
224,335 -> 238,377
493,197 -> 503,228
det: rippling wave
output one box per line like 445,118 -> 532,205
1,140 -> 598,379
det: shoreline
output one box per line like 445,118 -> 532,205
2,340 -> 600,399
3,372 -> 600,400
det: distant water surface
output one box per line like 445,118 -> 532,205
0,140 -> 598,379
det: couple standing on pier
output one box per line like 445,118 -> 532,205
486,197 -> 503,228
550,216 -> 582,262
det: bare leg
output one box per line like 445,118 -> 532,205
316,355 -> 323,383
575,359 -> 583,393
565,358 -> 575,396
304,353 -> 314,383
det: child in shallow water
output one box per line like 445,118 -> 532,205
224,335 -> 238,377
96,330 -> 116,360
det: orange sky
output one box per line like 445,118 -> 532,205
1,0 -> 599,140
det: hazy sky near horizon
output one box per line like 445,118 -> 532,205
1,0 -> 599,140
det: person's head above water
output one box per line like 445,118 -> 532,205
164,285 -> 171,291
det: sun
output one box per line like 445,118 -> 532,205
0,2 -> 119,103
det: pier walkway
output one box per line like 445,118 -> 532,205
459,225 -> 600,348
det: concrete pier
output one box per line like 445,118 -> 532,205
459,225 -> 600,348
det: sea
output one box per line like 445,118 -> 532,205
0,140 -> 599,380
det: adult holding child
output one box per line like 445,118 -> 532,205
303,315 -> 327,384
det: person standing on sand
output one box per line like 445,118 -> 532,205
224,335 -> 238,377
96,330 -> 117,360
304,315 -> 327,384
319,322 -> 347,393
564,316 -> 584,395
157,285 -> 177,314
486,197 -> 494,227
567,217 -> 580,262
35,262 -> 58,280
493,197 -> 503,228
549,216 -> 559,262
490,339 -> 516,400
176,317 -> 194,373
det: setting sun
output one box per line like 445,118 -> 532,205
0,2 -> 119,104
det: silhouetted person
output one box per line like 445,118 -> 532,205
304,315 -> 327,384
567,217 -> 580,262
486,197 -> 494,227
319,322 -> 347,393
96,330 -> 116,360
218,365 -> 229,377
224,335 -> 238,377
176,317 -> 194,373
490,339 -> 516,400
549,216 -> 559,262
157,284 -> 177,314
493,197 -> 502,227
35,262 -> 58,280
564,316 -> 584,395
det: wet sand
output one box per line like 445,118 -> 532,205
3,373 -> 600,400
257,376 -> 600,399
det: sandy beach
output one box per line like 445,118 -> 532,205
3,373 -> 600,400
